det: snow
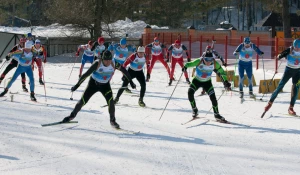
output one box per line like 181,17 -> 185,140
0,56 -> 300,175
0,18 -> 168,38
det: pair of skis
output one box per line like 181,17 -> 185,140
41,121 -> 139,134
181,115 -> 231,125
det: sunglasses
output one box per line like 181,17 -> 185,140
204,57 -> 213,62
154,40 -> 159,42
35,42 -> 41,44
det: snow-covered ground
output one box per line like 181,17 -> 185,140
0,57 -> 300,175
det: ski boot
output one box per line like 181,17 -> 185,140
114,97 -> 119,104
39,78 -> 44,85
288,106 -> 296,116
138,98 -> 146,107
62,112 -> 75,123
22,85 -> 28,92
79,75 -> 81,79
110,120 -> 120,129
125,87 -> 132,93
146,73 -> 150,82
192,107 -> 198,118
239,91 -> 244,98
0,88 -> 8,97
30,92 -> 37,101
186,78 -> 191,84
168,78 -> 173,86
249,91 -> 255,98
264,102 -> 273,112
214,113 -> 228,123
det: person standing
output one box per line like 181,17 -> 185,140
182,52 -> 231,122
76,41 -> 94,78
264,39 -> 300,116
31,39 -> 47,85
167,40 -> 191,85
114,46 -> 147,107
233,37 -> 264,98
0,41 -> 36,101
62,51 -> 136,128
145,37 -> 171,83
0,38 -> 29,92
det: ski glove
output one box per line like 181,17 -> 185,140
222,62 -> 227,67
75,52 -> 79,57
277,54 -> 284,60
166,58 -> 170,63
187,58 -> 191,62
260,51 -> 264,55
224,81 -> 231,91
5,55 -> 10,61
233,52 -> 238,56
44,59 -> 47,63
182,66 -> 187,72
129,81 -> 136,89
71,85 -> 79,92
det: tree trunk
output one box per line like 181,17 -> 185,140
93,0 -> 103,40
282,0 -> 291,38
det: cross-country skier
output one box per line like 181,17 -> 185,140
199,45 -> 227,95
233,37 -> 264,99
62,50 -> 136,128
182,52 -> 231,123
264,39 -> 300,115
0,41 -> 36,101
31,39 -> 47,85
108,38 -> 136,93
0,38 -> 29,92
167,40 -> 191,85
76,40 -> 94,78
114,46 -> 147,107
145,37 -> 171,83
91,36 -> 110,61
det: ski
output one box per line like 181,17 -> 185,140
115,128 -> 140,134
181,116 -> 201,125
279,113 -> 300,118
9,91 -> 19,94
41,121 -> 78,127
215,119 -> 231,124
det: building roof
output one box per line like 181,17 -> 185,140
255,13 -> 300,27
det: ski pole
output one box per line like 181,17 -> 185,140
0,60 -> 7,72
68,56 -> 79,80
42,62 -> 47,102
260,60 -> 283,101
70,92 -> 74,100
205,89 -> 226,117
159,72 -> 183,121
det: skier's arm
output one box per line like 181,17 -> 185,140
213,50 -> 225,65
184,58 -> 201,68
233,44 -> 243,55
115,61 -> 135,89
123,54 -> 135,68
277,47 -> 291,60
146,43 -> 153,48
252,44 -> 264,55
9,45 -> 18,53
214,61 -> 228,83
167,45 -> 173,60
182,45 -> 190,61
91,41 -> 99,51
72,61 -> 98,91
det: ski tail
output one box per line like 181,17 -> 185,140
41,121 -> 78,127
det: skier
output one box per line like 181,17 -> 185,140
114,46 -> 147,107
233,37 -> 264,99
199,45 -> 227,95
108,38 -> 136,93
0,41 -> 36,101
167,39 -> 191,85
145,37 -> 171,83
62,50 -> 136,128
0,38 -> 29,92
182,52 -> 231,122
264,39 -> 300,115
31,39 -> 47,85
76,40 -> 94,78
91,36 -> 109,61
